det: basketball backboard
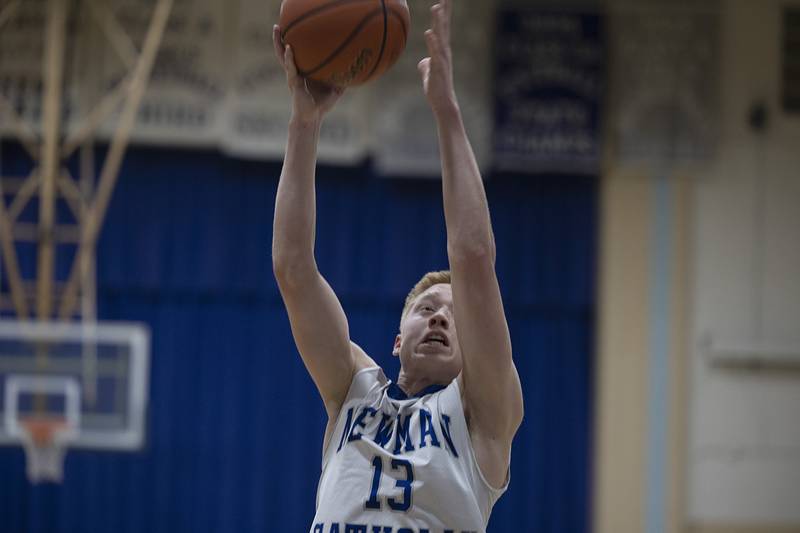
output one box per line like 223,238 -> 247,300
0,320 -> 150,453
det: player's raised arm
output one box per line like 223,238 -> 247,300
418,0 -> 523,481
271,26 -> 375,420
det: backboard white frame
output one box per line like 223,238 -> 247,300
0,320 -> 150,450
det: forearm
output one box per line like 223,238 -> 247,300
272,117 -> 323,279
435,104 -> 495,263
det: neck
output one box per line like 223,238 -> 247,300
396,370 -> 444,397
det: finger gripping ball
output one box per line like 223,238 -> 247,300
279,0 -> 410,87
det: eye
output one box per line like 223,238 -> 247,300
420,305 -> 434,313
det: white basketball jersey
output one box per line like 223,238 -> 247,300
310,366 -> 508,533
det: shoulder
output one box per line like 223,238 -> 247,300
321,355 -> 385,455
340,343 -> 387,404
351,342 -> 379,376
324,344 -> 381,420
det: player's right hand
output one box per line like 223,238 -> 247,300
273,25 -> 344,123
418,1 -> 457,118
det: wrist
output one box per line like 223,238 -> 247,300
432,98 -> 462,126
431,95 -> 461,122
289,112 -> 322,130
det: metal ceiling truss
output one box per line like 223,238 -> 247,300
0,0 -> 174,321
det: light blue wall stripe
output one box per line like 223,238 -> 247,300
646,173 -> 672,533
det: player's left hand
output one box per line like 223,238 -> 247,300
418,0 -> 457,117
273,24 -> 344,123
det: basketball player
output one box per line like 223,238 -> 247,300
271,2 -> 523,532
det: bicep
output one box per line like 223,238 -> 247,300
277,271 -> 373,415
451,257 -> 523,438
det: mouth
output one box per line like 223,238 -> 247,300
419,331 -> 449,348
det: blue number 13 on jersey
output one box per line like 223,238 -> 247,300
365,456 -> 414,511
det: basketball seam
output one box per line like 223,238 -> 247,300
387,6 -> 408,42
301,9 -> 384,78
281,0 -> 380,38
364,0 -> 389,81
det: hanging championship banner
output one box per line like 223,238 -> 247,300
221,0 -> 369,164
370,0 -> 493,176
609,1 -> 719,165
493,8 -> 604,174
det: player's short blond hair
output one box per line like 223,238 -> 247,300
400,270 -> 451,323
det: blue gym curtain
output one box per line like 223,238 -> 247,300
0,142 -> 595,533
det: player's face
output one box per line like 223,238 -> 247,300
394,283 -> 462,383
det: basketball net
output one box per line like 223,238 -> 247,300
4,375 -> 82,483
19,417 -> 74,483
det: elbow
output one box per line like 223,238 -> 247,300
271,257 -> 292,284
447,236 -> 496,267
272,250 -> 317,289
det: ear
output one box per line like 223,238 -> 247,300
392,334 -> 402,357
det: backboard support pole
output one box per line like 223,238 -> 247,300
37,0 -> 68,323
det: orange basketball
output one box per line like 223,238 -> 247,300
279,0 -> 410,87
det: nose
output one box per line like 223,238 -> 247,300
428,310 -> 449,329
